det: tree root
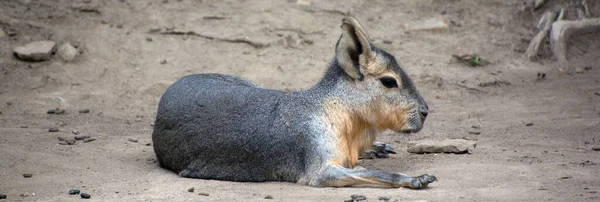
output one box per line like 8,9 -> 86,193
550,18 -> 600,71
525,11 -> 558,60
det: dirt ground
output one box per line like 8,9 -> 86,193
1,0 -> 599,201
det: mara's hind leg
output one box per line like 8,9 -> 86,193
309,165 -> 436,189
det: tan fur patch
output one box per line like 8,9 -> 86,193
323,97 -> 413,168
371,100 -> 412,131
323,98 -> 372,168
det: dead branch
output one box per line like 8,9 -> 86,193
454,83 -> 489,94
158,31 -> 270,48
526,11 -> 558,60
556,8 -> 566,21
582,0 -> 590,17
534,0 -> 547,10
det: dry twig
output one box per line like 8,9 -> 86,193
158,30 -> 270,48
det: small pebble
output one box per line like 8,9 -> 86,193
66,140 -> 76,145
351,194 -> 367,201
23,173 -> 33,178
592,147 -> 600,151
79,109 -> 90,114
145,143 -> 152,146
468,131 -> 481,135
72,130 -> 80,135
58,142 -> 67,145
54,108 -> 66,115
525,123 -> 533,126
20,125 -> 28,128
58,137 -> 67,141
57,43 -> 78,61
160,59 -> 167,65
265,195 -> 273,199
378,196 -> 391,201
68,189 -> 80,195
146,37 -> 153,42
0,194 -> 6,199
74,135 -> 90,140
382,39 -> 393,44
49,127 -> 60,132
198,192 -> 209,196
128,138 -> 138,143
47,109 -> 56,114
83,138 -> 96,143
59,122 -> 68,126
187,187 -> 194,192
80,193 -> 91,199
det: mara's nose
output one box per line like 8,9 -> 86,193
420,109 -> 428,118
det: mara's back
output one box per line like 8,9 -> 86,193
152,74 -> 307,182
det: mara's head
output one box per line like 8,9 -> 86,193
332,16 -> 428,133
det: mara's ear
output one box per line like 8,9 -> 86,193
335,16 -> 376,80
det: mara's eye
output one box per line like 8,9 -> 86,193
379,77 -> 398,88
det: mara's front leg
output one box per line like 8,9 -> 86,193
309,165 -> 437,189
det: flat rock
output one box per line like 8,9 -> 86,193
407,139 -> 477,154
57,43 -> 78,61
13,40 -> 56,61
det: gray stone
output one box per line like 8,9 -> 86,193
57,43 -> 78,61
13,41 -> 56,61
407,139 -> 477,154
80,193 -> 91,199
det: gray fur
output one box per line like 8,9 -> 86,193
152,17 -> 435,188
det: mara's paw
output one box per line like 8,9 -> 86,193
360,142 -> 396,159
409,174 -> 437,189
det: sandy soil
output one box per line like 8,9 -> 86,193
1,0 -> 599,201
